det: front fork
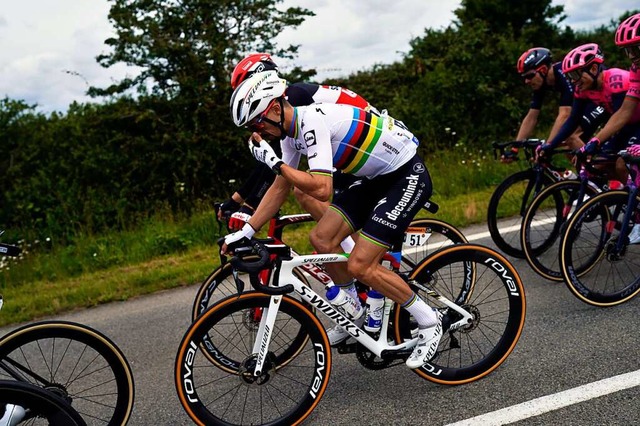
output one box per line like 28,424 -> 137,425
250,295 -> 283,377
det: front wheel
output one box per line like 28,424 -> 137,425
0,321 -> 135,426
521,180 -> 600,281
487,169 -> 554,258
393,244 -> 526,384
176,293 -> 331,426
560,190 -> 640,306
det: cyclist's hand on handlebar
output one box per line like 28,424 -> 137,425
535,143 -> 551,162
500,148 -> 518,163
217,198 -> 241,220
580,137 -> 601,158
221,223 -> 256,254
229,210 -> 252,231
628,144 -> 640,158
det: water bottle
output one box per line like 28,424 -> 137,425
364,290 -> 385,332
326,286 -> 364,320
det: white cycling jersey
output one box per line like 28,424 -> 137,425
281,103 -> 419,178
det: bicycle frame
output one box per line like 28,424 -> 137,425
611,164 -> 640,253
245,251 -> 474,377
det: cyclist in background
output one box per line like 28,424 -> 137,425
538,43 -> 640,183
223,71 -> 442,369
507,47 -> 607,162
589,14 -> 640,242
220,53 -> 375,242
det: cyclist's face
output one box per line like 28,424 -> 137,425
568,65 -> 595,90
522,70 -> 543,90
246,101 -> 281,141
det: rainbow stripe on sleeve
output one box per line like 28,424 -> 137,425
333,108 -> 383,174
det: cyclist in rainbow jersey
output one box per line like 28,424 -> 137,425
224,71 -> 443,369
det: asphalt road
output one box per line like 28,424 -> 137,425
2,221 -> 639,425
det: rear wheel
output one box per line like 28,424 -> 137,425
400,218 -> 468,273
0,321 -> 134,426
393,244 -> 526,384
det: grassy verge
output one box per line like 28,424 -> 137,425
1,147 -> 527,325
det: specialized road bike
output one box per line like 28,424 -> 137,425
175,238 -> 526,425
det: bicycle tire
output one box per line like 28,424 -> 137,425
393,244 -> 526,384
0,321 -> 134,426
176,293 -> 331,426
560,190 -> 640,306
487,169 -> 555,258
0,380 -> 88,425
521,180 -> 600,281
400,218 -> 468,274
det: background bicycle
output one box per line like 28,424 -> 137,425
488,139 -> 572,258
520,150 -> 616,281
0,239 -> 135,426
559,150 -> 640,306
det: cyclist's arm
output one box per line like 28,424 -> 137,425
243,170 -> 276,210
516,108 -> 540,140
547,106 -> 572,142
545,98 -> 587,148
591,94 -> 639,143
279,166 -> 333,202
236,162 -> 272,201
247,176 -> 292,231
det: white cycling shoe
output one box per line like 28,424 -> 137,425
628,223 -> 640,244
327,315 -> 364,346
406,311 -> 443,369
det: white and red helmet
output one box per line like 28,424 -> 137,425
229,71 -> 287,127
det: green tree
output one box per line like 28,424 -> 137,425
86,0 -> 314,214
90,0 -> 314,97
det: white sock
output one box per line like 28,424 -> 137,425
339,236 -> 355,253
402,293 -> 438,328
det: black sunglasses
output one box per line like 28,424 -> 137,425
521,71 -> 537,81
565,69 -> 584,82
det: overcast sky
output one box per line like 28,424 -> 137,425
0,0 -> 637,113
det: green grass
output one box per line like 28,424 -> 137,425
0,146 -> 530,325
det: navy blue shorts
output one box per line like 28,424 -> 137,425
330,155 -> 432,248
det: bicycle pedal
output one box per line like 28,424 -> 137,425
335,340 -> 358,354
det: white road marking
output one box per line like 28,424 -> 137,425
465,217 -> 557,242
445,369 -> 640,426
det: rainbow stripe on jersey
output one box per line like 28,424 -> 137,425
333,108 -> 383,174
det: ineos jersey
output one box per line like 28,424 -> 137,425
281,104 -> 419,178
530,62 -> 574,110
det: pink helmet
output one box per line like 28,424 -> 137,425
615,13 -> 640,47
562,43 -> 604,74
